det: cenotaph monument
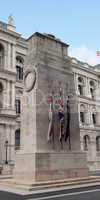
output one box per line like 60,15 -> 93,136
14,32 -> 88,181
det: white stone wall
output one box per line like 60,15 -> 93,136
72,62 -> 100,171
0,22 -> 26,171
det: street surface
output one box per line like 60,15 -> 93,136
0,185 -> 100,200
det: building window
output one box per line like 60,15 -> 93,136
92,113 -> 96,125
0,43 -> 4,68
15,99 -> 21,114
96,136 -> 100,151
15,129 -> 20,150
16,56 -> 24,81
78,77 -> 83,82
90,88 -> 94,99
78,76 -> 84,96
0,82 -> 3,108
90,80 -> 95,99
80,112 -> 85,123
80,104 -> 86,124
16,66 -> 23,80
83,135 -> 90,151
78,85 -> 83,95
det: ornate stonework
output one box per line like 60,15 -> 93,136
0,19 -> 100,177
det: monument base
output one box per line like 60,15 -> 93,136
14,151 -> 89,181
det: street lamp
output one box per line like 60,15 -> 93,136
5,140 -> 8,164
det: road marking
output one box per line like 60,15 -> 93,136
28,189 -> 100,200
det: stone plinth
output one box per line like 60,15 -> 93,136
14,151 -> 88,181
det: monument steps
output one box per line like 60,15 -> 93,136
0,176 -> 100,191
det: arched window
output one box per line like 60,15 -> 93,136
16,56 -> 24,81
96,136 -> 100,151
0,43 -> 4,68
89,80 -> 95,99
15,129 -> 20,150
78,76 -> 84,96
80,112 -> 85,123
78,77 -> 83,82
92,113 -> 96,125
83,135 -> 90,151
80,104 -> 86,124
78,85 -> 83,96
15,99 -> 21,114
0,82 -> 3,108
92,107 -> 97,125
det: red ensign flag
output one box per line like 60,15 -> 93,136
96,51 -> 100,56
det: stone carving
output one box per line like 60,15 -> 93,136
24,69 -> 36,92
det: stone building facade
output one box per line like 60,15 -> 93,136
72,60 -> 100,171
0,17 -> 100,174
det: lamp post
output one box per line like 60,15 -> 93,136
5,140 -> 8,164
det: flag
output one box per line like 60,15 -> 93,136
58,105 -> 64,142
47,96 -> 54,142
96,51 -> 100,57
57,86 -> 65,143
65,98 -> 71,149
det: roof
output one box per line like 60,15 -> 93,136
27,32 -> 69,47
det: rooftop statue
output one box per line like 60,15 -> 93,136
8,15 -> 14,26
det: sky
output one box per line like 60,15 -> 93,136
0,0 -> 100,66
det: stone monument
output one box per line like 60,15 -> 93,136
14,32 -> 88,181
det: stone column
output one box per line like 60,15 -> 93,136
86,77 -> 91,98
7,81 -> 10,108
96,107 -> 100,126
88,136 -> 96,171
7,43 -> 11,70
86,105 -> 91,125
9,125 -> 15,163
74,73 -> 78,95
90,106 -> 94,127
0,124 -> 6,163
11,82 -> 15,109
85,77 -> 88,97
4,53 -> 6,69
11,44 -> 16,72
3,84 -> 7,108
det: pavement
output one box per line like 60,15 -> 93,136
0,175 -> 100,192
0,175 -> 100,199
0,184 -> 100,199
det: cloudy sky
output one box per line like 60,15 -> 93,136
0,0 -> 100,66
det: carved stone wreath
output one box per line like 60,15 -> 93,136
24,69 -> 36,92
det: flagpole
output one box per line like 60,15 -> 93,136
68,130 -> 71,150
68,95 -> 71,150
58,84 -> 64,149
52,91 -> 55,149
65,95 -> 71,150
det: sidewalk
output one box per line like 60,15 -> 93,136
0,175 -> 100,195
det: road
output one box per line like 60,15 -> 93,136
0,185 -> 100,200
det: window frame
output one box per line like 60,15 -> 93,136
96,136 -> 100,151
16,65 -> 23,81
0,43 -> 4,68
92,113 -> 96,125
15,129 -> 20,150
15,99 -> 21,114
80,111 -> 85,123
83,135 -> 90,151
